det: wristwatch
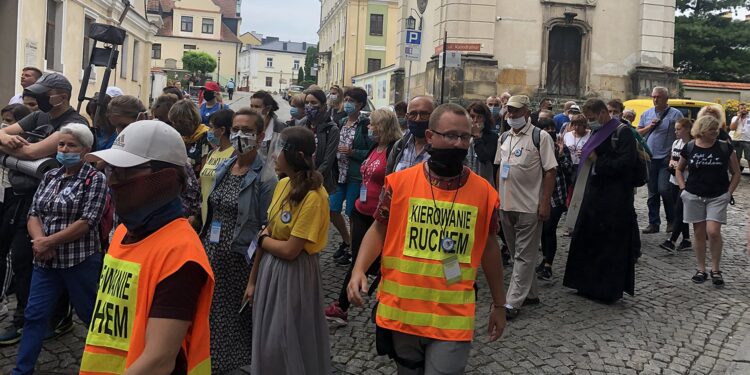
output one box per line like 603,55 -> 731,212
258,234 -> 270,249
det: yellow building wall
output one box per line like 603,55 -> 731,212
153,36 -> 239,85
14,0 -> 156,107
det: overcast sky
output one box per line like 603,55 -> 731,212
240,0 -> 321,44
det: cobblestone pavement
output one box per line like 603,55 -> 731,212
1,100 -> 748,373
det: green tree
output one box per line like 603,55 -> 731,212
675,1 -> 750,81
304,46 -> 318,84
182,51 -> 217,76
297,67 -> 305,83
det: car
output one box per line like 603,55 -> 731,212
623,98 -> 721,127
286,85 -> 304,103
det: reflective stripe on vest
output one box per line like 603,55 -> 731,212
188,357 -> 212,375
80,351 -> 126,374
375,164 -> 498,341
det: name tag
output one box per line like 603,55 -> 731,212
245,238 -> 257,265
209,220 -> 221,244
500,164 -> 510,179
442,255 -> 461,285
359,184 -> 367,203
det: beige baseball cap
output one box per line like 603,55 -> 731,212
85,120 -> 187,167
507,95 -> 530,109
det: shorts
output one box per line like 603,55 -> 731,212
329,181 -> 360,216
681,191 -> 730,224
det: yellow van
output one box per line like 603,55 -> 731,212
623,99 -> 721,127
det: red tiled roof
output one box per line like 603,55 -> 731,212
681,79 -> 750,90
156,16 -> 241,43
147,0 -> 236,18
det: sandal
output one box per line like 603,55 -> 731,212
710,271 -> 724,287
691,270 -> 708,284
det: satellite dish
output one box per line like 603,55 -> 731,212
417,0 -> 428,14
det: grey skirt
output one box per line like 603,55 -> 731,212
251,250 -> 332,375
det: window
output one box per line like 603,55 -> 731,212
202,18 -> 214,34
132,40 -> 140,80
184,44 -> 196,55
82,16 -> 95,69
367,58 -> 381,73
369,14 -> 384,36
181,16 -> 193,32
265,77 -> 273,87
45,0 -> 63,71
236,0 -> 242,16
266,57 -> 273,68
120,35 -> 128,79
152,43 -> 161,59
293,60 -> 300,71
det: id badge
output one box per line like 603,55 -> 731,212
500,164 -> 510,180
442,255 -> 462,285
209,220 -> 221,243
245,238 -> 258,265
359,184 -> 367,203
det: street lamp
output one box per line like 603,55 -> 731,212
217,50 -> 222,84
405,16 -> 416,31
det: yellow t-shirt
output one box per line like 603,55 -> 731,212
267,177 -> 330,254
199,146 -> 235,224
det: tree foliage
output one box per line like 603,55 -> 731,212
304,46 -> 319,84
182,51 -> 217,75
298,67 -> 305,83
675,2 -> 750,82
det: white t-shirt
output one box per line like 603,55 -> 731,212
563,130 -> 591,165
730,115 -> 750,141
8,93 -> 23,105
669,139 -> 688,185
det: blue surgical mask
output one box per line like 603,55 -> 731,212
344,102 -> 357,115
207,130 -> 220,146
56,152 -> 81,168
290,107 -> 299,118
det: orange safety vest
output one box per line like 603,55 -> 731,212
376,163 -> 499,342
80,219 -> 215,375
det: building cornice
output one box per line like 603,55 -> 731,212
74,0 -> 159,38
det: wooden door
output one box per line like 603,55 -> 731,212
546,27 -> 582,97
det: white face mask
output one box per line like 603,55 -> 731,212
507,116 -> 527,129
230,131 -> 257,154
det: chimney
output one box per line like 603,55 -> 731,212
302,42 -> 307,51
283,42 -> 288,51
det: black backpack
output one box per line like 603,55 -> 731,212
500,126 -> 542,151
611,124 -> 649,188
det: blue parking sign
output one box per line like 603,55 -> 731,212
405,30 -> 422,45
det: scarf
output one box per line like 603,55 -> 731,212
577,118 -> 620,176
183,123 -> 210,144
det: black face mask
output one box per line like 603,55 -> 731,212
427,148 -> 468,177
408,120 -> 429,138
204,91 -> 216,101
36,94 -> 53,112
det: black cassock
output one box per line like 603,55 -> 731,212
563,126 -> 640,303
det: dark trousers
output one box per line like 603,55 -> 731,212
338,209 -> 375,311
646,158 -> 674,227
227,88 -> 234,100
0,193 -> 69,328
668,184 -> 690,242
541,204 -> 567,265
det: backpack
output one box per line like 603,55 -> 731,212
500,126 -> 542,151
612,124 -> 649,187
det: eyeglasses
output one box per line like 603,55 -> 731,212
406,111 -> 431,120
430,129 -> 472,143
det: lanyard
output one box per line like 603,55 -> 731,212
266,180 -> 291,230
507,131 -> 524,162
427,166 -> 462,238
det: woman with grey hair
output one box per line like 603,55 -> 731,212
11,123 -> 107,373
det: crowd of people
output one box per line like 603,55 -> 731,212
0,65 -> 743,374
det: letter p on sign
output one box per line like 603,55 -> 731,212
406,30 -> 421,45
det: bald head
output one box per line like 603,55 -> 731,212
408,96 -> 436,113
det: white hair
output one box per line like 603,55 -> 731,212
652,86 -> 670,97
59,123 -> 94,149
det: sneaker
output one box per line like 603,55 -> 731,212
641,225 -> 659,234
332,242 -> 349,259
677,240 -> 692,251
0,326 -> 21,346
535,261 -> 545,275
44,315 -> 73,341
505,306 -> 520,320
537,267 -> 552,281
334,253 -> 351,266
691,270 -> 708,284
324,301 -> 348,326
659,240 -> 675,252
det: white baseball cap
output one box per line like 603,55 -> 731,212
105,86 -> 124,97
85,120 -> 187,167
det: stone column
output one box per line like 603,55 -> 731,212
629,0 -> 678,97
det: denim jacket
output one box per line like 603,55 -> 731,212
202,154 -> 277,255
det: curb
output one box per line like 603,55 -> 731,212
727,334 -> 750,374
